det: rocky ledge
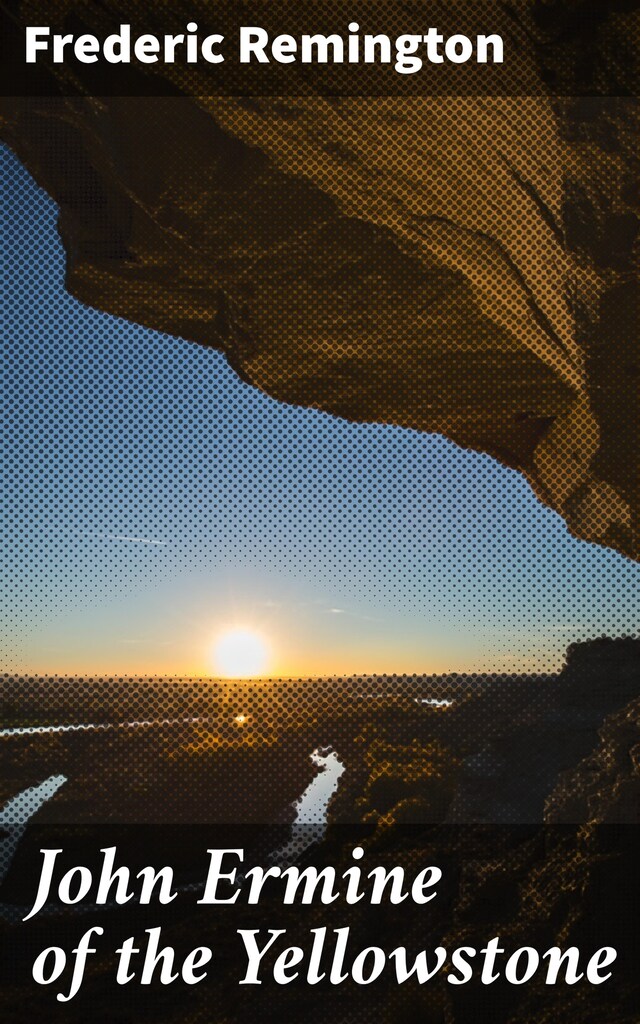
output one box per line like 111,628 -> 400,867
330,638 -> 640,825
1,3 -> 639,560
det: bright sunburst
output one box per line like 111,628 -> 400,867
212,627 -> 270,678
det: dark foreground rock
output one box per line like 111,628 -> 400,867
1,640 -> 638,1023
331,638 -> 640,825
546,694 -> 640,824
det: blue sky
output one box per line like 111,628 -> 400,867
2,144 -> 639,676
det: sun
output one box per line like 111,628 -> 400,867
212,627 -> 270,678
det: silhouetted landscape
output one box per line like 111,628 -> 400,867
2,638 -> 639,1024
3,638 -> 639,828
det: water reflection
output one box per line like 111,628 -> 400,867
0,774 -> 67,887
270,747 -> 345,864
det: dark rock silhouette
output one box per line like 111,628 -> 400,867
546,695 -> 640,823
1,3 -> 638,560
331,639 -> 640,825
1,641 -> 638,1024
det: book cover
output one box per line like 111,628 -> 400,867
1,3 -> 638,1022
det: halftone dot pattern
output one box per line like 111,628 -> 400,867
1,86 -> 639,849
1,5 -> 639,1013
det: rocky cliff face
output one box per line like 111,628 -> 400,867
329,639 -> 640,825
1,4 -> 638,561
322,640 -> 639,1021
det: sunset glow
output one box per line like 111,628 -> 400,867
213,628 -> 270,678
